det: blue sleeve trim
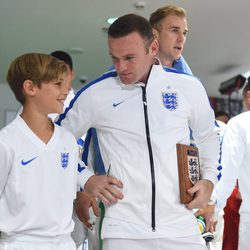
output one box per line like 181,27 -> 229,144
81,128 -> 106,175
82,129 -> 93,165
78,163 -> 86,173
92,128 -> 106,175
217,172 -> 222,181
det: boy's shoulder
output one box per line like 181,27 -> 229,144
0,117 -> 21,154
54,123 -> 77,141
0,116 -> 19,140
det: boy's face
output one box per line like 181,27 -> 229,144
34,73 -> 71,115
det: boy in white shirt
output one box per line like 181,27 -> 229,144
0,53 -> 123,250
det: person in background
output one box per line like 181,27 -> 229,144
56,13 -> 219,250
215,82 -> 250,250
149,4 -> 192,74
0,53 -> 122,250
150,5 -> 222,241
214,79 -> 250,250
50,50 -> 75,119
51,50 -> 74,80
242,80 -> 250,111
215,110 -> 230,124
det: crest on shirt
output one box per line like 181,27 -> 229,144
162,92 -> 178,110
61,153 -> 69,169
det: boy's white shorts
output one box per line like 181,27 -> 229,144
0,233 -> 76,250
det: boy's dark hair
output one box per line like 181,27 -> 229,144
108,14 -> 154,49
6,53 -> 67,105
50,50 -> 73,71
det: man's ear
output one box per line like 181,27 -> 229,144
149,38 -> 159,57
23,80 -> 37,96
152,28 -> 159,40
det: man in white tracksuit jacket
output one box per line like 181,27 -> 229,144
57,14 -> 219,250
215,81 -> 250,250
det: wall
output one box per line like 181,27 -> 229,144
0,83 -> 20,129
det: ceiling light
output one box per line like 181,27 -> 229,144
134,1 -> 146,10
106,17 -> 118,25
67,47 -> 84,54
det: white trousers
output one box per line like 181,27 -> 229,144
0,234 -> 76,250
103,235 -> 207,250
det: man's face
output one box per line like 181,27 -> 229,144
108,32 -> 158,84
243,91 -> 250,111
154,15 -> 188,66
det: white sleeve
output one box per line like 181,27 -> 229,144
189,82 -> 220,187
0,142 -> 12,197
77,159 -> 94,190
57,87 -> 96,139
215,119 -> 243,210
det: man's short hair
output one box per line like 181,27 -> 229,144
149,5 -> 187,31
108,14 -> 154,48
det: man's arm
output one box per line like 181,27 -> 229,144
77,157 -> 124,205
84,175 -> 123,205
188,80 -> 220,208
215,119 -> 243,211
186,179 -> 213,210
74,153 -> 124,228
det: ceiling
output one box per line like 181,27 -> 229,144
1,0 -> 250,97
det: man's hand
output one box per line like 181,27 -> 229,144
185,179 -> 214,210
84,175 -> 124,205
74,191 -> 99,229
195,204 -> 216,233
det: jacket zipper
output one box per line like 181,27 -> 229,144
141,86 -> 156,232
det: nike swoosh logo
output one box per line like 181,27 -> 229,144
113,101 -> 124,107
21,157 -> 38,166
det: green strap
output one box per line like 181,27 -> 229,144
98,201 -> 105,250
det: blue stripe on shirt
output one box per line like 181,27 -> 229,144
56,70 -> 117,125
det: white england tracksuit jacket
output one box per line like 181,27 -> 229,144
57,64 -> 220,239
